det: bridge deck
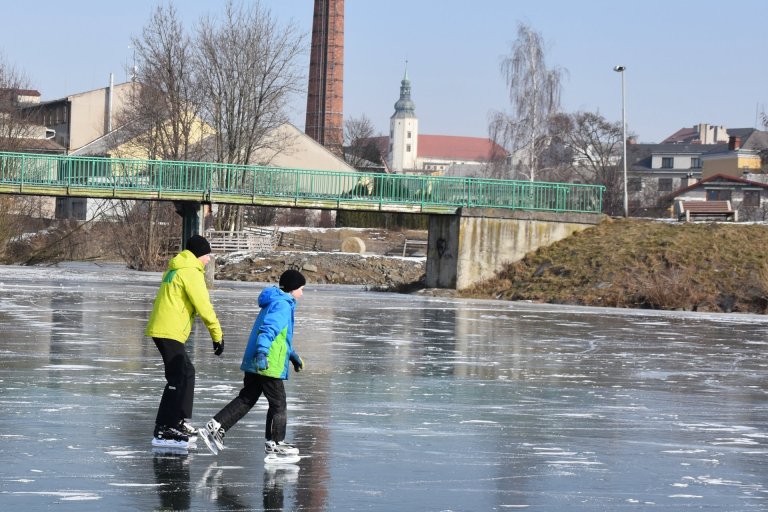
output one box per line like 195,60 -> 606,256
0,151 -> 605,215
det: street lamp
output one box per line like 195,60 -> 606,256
613,65 -> 628,217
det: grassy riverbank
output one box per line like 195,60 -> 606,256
461,218 -> 768,314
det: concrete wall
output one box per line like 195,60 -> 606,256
426,208 -> 604,290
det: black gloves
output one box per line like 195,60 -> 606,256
212,339 -> 224,356
290,353 -> 304,373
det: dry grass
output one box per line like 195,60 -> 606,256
461,218 -> 768,313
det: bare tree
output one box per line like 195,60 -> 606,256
195,0 -> 306,230
491,23 -> 565,181
0,51 -> 37,151
108,2 -> 207,270
119,2 -> 204,161
0,53 -> 49,256
343,114 -> 381,169
543,111 -> 625,215
760,111 -> 768,173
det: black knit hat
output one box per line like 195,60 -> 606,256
279,269 -> 306,292
186,235 -> 211,258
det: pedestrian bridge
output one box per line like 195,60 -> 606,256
0,151 -> 606,289
0,151 -> 603,214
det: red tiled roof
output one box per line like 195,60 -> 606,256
417,135 -> 507,161
362,134 -> 508,162
662,127 -> 698,144
0,88 -> 41,98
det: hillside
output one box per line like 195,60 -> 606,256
460,218 -> 768,314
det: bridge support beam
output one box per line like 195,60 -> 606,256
175,201 -> 205,245
425,208 -> 604,290
174,201 -> 214,286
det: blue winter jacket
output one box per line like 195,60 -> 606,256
240,286 -> 298,380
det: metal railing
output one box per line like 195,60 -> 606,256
0,151 -> 604,214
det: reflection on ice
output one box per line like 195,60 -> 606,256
0,263 -> 767,510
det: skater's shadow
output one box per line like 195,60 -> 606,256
198,462 -> 249,509
152,449 -> 191,511
197,461 -> 300,511
263,463 -> 300,511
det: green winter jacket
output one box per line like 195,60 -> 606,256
145,250 -> 222,343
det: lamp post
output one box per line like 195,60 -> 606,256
613,65 -> 628,217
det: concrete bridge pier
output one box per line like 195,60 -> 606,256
425,208 -> 604,290
175,201 -> 205,244
174,201 -> 215,286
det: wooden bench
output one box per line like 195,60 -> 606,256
677,200 -> 737,222
402,239 -> 428,257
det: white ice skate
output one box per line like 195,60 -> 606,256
264,440 -> 300,464
199,419 -> 225,455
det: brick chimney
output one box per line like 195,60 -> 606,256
305,0 -> 344,155
728,136 -> 741,150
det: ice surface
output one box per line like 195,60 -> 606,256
0,263 -> 767,510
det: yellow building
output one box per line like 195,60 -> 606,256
701,136 -> 763,179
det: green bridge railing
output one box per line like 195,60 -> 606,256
0,151 -> 604,214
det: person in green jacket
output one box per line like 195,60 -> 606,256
146,235 -> 224,449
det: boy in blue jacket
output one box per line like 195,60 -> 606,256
201,270 -> 305,457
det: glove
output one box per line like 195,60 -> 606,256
256,352 -> 269,371
212,339 -> 224,357
290,353 -> 304,373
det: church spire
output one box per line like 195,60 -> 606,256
392,61 -> 415,117
388,63 -> 419,172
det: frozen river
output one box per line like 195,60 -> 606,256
1,262 -> 767,511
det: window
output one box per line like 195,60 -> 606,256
658,178 -> 673,192
628,178 -> 642,192
743,190 -> 760,207
706,189 -> 731,201
406,144 -> 411,152
661,157 -> 673,169
691,158 -> 701,169
407,131 -> 412,139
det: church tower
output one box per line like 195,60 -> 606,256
305,0 -> 344,153
388,65 -> 418,172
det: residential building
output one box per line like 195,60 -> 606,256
665,174 -> 768,221
626,142 -> 714,211
22,79 -> 135,153
701,131 -> 767,179
0,87 -> 64,154
627,125 -> 768,214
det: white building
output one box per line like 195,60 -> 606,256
369,69 -> 507,176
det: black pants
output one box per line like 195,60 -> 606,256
214,372 -> 287,442
154,338 -> 195,428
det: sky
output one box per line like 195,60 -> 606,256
1,0 -> 766,144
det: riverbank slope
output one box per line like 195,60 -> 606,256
461,218 -> 768,313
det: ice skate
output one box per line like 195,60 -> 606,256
265,440 -> 299,456
177,419 -> 198,444
264,440 -> 300,464
152,425 -> 189,449
199,418 -> 225,455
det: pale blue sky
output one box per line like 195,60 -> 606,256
2,0 -> 766,143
